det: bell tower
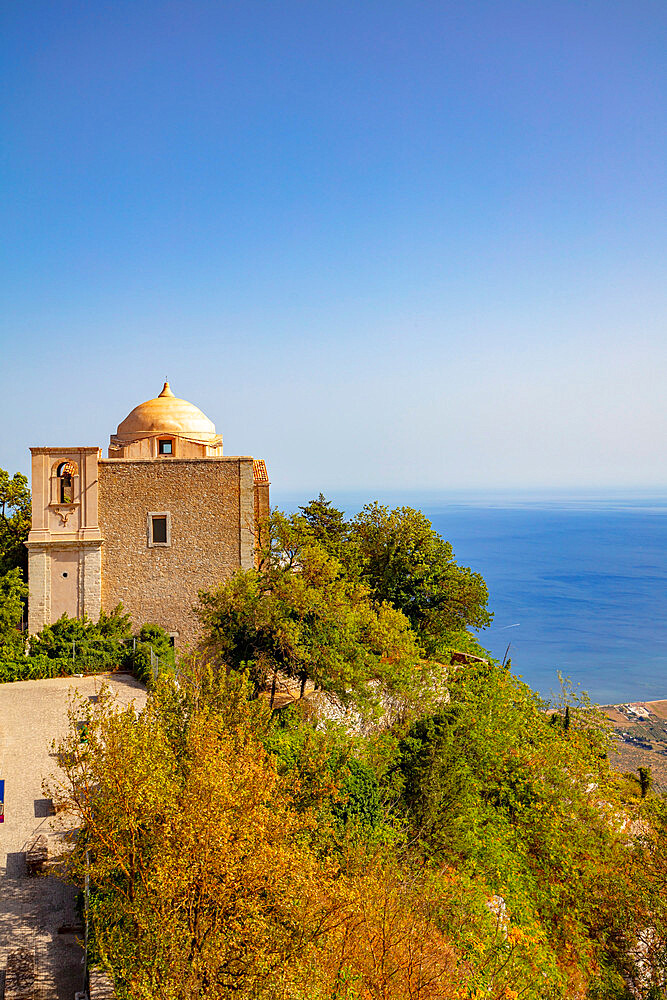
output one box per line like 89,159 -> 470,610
25,447 -> 103,633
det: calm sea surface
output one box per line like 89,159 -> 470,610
273,491 -> 667,705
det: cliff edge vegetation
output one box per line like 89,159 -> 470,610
47,499 -> 667,999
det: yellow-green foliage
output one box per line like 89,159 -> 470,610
49,499 -> 667,999
51,665 -> 667,1000
392,663 -> 666,997
196,528 -> 421,706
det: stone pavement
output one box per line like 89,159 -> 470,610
0,674 -> 147,999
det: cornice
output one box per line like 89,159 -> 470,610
25,538 -> 104,550
100,455 -> 254,464
30,446 -> 101,455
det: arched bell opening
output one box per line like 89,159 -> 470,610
53,461 -> 79,504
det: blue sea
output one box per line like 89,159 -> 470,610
273,491 -> 667,706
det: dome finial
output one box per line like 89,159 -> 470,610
159,381 -> 174,398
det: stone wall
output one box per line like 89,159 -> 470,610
27,545 -> 49,635
98,458 -> 255,649
26,446 -> 103,633
253,482 -> 270,565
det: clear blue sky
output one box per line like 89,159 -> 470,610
2,1 -> 665,493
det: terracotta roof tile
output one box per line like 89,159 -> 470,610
253,459 -> 269,484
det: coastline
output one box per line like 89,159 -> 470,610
601,699 -> 667,790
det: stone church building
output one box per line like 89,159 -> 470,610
26,382 -> 270,647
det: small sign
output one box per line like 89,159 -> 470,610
0,779 -> 4,823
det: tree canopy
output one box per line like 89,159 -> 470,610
0,467 -> 31,575
291,497 -> 492,656
50,659 -> 667,999
0,467 -> 31,657
298,493 -> 349,552
197,516 -> 421,707
348,502 -> 492,656
0,568 -> 27,659
202,497 -> 492,687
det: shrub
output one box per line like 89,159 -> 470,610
334,758 -> 382,829
132,623 -> 174,687
0,603 -> 173,686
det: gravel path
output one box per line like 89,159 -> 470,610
0,674 -> 147,999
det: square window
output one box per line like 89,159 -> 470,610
147,512 -> 171,547
158,439 -> 173,455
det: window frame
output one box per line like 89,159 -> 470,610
147,511 -> 172,548
158,438 -> 174,456
51,460 -> 79,506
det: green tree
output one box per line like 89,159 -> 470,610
348,503 -> 492,657
298,494 -> 349,558
639,766 -> 652,798
31,613 -> 124,662
564,704 -> 571,731
29,613 -> 92,659
0,468 -> 31,575
197,518 -> 422,708
0,567 -> 28,658
396,705 -> 479,856
257,500 -> 492,660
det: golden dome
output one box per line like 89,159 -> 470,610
115,382 -> 219,444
